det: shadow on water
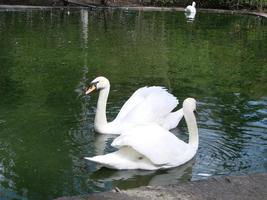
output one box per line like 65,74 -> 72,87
0,7 -> 266,200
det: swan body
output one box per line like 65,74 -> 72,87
85,98 -> 198,170
86,76 -> 183,134
185,1 -> 196,13
185,12 -> 196,21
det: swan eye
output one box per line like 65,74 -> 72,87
138,156 -> 143,160
91,81 -> 99,88
89,81 -> 99,90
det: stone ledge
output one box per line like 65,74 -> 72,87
56,173 -> 267,200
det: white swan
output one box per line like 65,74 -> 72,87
185,1 -> 196,13
185,11 -> 196,21
86,76 -> 183,134
85,98 -> 198,170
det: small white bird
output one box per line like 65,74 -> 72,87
85,98 -> 198,170
185,12 -> 196,21
86,76 -> 183,134
185,1 -> 196,13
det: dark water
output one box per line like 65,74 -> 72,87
0,7 -> 266,200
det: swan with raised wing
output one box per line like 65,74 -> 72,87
85,98 -> 198,170
86,76 -> 183,134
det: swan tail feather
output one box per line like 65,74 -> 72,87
85,155 -> 120,169
85,147 -> 158,170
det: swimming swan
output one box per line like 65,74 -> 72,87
85,98 -> 198,170
185,1 -> 196,13
185,11 -> 196,21
86,76 -> 183,134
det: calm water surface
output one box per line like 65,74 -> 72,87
0,8 -> 267,200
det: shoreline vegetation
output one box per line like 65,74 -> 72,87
0,0 -> 266,12
0,3 -> 266,19
0,4 -> 266,18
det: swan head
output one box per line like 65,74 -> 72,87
183,98 -> 197,112
192,1 -> 196,7
85,76 -> 110,94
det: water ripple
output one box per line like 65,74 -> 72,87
194,97 -> 267,178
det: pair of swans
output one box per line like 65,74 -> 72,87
85,76 -> 198,170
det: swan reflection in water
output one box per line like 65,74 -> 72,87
89,158 -> 195,189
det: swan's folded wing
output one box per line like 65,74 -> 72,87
111,124 -> 189,166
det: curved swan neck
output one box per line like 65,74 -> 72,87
95,86 -> 110,129
184,107 -> 198,150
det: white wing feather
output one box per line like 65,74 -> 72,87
114,86 -> 149,122
112,124 -> 193,166
114,87 -> 178,125
160,108 -> 184,130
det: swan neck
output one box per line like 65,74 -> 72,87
184,108 -> 198,150
95,86 -> 110,129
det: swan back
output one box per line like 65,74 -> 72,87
112,124 -> 195,167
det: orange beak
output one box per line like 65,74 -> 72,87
85,84 -> 96,95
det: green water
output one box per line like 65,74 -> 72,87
0,8 -> 266,200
